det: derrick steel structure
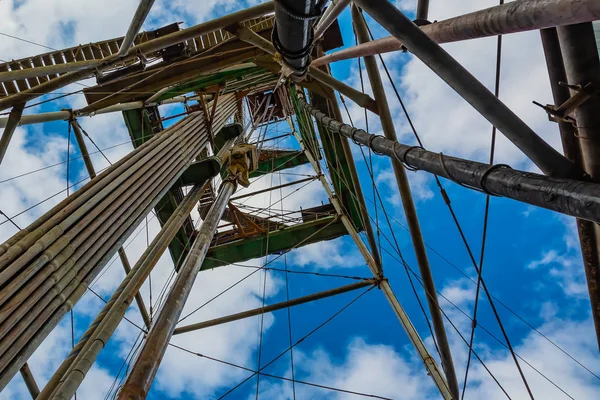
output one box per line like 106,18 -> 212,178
0,1 -> 599,399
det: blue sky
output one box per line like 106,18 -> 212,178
0,1 -> 599,399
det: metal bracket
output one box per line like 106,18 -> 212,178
534,82 -> 596,125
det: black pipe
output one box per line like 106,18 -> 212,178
273,0 -> 319,78
299,96 -> 600,224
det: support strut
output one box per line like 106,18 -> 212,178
353,0 -> 576,178
352,7 -> 459,398
556,22 -> 600,349
117,180 -> 236,399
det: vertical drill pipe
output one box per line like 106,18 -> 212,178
351,7 -> 459,398
556,22 -> 600,349
0,136 -> 200,385
0,114 -> 197,269
0,118 -> 204,321
42,100 -> 235,400
0,113 -> 171,256
117,180 -> 236,400
0,114 -> 202,287
0,99 -> 235,390
41,183 -> 210,400
0,110 -> 211,354
0,116 -> 204,304
353,0 -> 576,178
0,140 -> 191,360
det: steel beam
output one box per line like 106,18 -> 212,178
118,0 -> 156,56
556,22 -> 600,349
354,0 -> 576,178
416,0 -> 429,21
299,96 -> 600,224
291,127 -> 452,399
174,279 -> 377,335
70,120 -> 97,179
352,7 -> 459,398
0,2 -> 275,111
0,61 -> 100,84
312,0 -> 600,67
314,0 -> 350,41
19,363 -> 40,399
0,103 -> 24,165
0,95 -> 195,128
117,180 -> 236,400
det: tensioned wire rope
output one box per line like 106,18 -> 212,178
359,17 -> 533,398
297,72 -> 573,396
314,97 -> 575,398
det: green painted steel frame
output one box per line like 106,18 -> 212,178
201,216 -> 348,270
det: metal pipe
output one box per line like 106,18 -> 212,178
42,184 -> 210,400
312,0 -> 600,67
0,103 -> 24,165
0,61 -> 100,84
314,0 -> 350,41
0,119 -> 214,389
0,2 -> 274,111
291,126 -> 452,399
0,98 -> 233,390
354,0 -> 577,179
19,363 -> 40,399
117,0 -> 156,56
0,113 -> 211,344
70,120 -> 97,179
117,180 -> 236,400
273,0 -> 316,77
0,116 -> 203,294
416,0 -> 429,21
300,96 -> 600,223
352,7 -> 459,398
309,67 -> 378,114
174,279 -> 377,335
556,22 -> 600,349
118,248 -> 152,329
0,136 -> 191,355
0,113 -> 199,274
538,32 -> 600,350
41,99 -> 236,400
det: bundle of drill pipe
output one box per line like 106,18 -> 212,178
0,93 -> 237,389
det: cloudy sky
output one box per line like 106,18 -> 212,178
1,0 -> 599,399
